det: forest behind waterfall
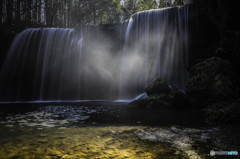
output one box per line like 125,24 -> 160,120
0,0 -> 184,27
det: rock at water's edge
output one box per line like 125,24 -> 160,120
187,57 -> 236,102
145,78 -> 170,96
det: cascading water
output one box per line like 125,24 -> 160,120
0,28 -> 83,101
0,5 -> 189,102
119,6 -> 189,98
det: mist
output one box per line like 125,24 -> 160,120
0,5 -> 189,101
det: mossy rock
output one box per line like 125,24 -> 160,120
187,57 -> 236,102
128,91 -> 191,109
146,93 -> 169,101
128,94 -> 171,109
145,78 -> 170,96
128,99 -> 147,109
144,94 -> 170,109
146,99 -> 170,109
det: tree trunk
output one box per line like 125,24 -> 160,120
33,0 -> 38,24
6,0 -> 13,24
38,0 -> 41,24
64,1 -> 67,27
0,0 -> 2,24
67,0 -> 71,27
44,0 -> 50,26
26,0 -> 32,24
15,0 -> 21,24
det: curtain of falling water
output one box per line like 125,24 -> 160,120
0,6 -> 189,101
118,6 -> 189,98
0,28 -> 84,100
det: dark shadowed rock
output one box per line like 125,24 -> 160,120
146,93 -> 169,101
169,91 -> 192,107
146,99 -> 170,109
128,93 -> 171,109
145,78 -> 170,95
128,99 -> 147,109
129,78 -> 192,109
187,57 -> 236,103
205,99 -> 240,124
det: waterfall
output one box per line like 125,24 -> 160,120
0,28 -> 84,101
0,5 -> 189,102
118,5 -> 189,98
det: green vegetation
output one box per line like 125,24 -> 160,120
0,0 -> 184,27
136,0 -> 158,12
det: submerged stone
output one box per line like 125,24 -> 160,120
39,133 -> 47,137
38,140 -> 48,143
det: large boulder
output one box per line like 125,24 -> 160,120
129,77 -> 194,109
128,93 -> 170,109
187,57 -> 236,101
145,78 -> 170,95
